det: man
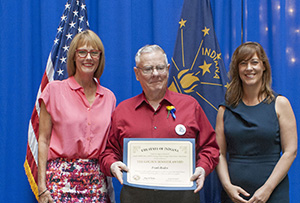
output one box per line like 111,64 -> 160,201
100,45 -> 219,203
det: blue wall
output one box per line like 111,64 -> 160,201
0,0 -> 299,202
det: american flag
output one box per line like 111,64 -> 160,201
24,0 -> 89,199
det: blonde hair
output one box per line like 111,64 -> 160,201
67,30 -> 105,78
226,42 -> 274,107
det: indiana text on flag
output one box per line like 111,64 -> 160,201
24,0 -> 89,200
168,0 -> 229,202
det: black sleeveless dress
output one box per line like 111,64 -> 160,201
221,95 -> 289,203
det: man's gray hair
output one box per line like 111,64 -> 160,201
135,45 -> 168,65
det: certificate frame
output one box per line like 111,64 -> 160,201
123,138 -> 196,190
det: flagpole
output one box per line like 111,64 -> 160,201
241,0 -> 244,43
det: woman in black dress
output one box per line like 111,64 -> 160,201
215,42 -> 297,203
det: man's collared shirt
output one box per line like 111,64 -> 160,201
100,89 -> 219,176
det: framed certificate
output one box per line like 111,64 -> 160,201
123,138 -> 196,190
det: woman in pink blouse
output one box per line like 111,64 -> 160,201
38,30 -> 116,203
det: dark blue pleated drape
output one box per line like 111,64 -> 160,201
0,0 -> 299,202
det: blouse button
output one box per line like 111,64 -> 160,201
154,126 -> 157,129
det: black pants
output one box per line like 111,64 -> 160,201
120,185 -> 200,203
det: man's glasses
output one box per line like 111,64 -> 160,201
136,65 -> 168,75
76,49 -> 101,58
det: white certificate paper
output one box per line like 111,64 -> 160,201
123,138 -> 196,190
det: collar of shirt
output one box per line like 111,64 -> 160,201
67,76 -> 104,96
134,89 -> 174,111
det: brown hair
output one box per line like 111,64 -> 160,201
67,30 -> 105,78
226,42 -> 274,107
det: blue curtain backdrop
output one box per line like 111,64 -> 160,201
0,0 -> 299,202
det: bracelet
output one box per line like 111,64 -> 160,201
38,188 -> 48,197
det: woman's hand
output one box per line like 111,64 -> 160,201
225,184 -> 250,203
38,190 -> 54,203
215,106 -> 249,203
247,185 -> 272,203
38,102 -> 53,203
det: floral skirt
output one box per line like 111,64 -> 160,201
46,158 -> 110,203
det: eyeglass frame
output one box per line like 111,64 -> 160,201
76,49 -> 102,59
136,64 -> 168,75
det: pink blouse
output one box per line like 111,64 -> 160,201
39,76 -> 116,161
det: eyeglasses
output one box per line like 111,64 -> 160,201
136,65 -> 168,75
76,49 -> 101,58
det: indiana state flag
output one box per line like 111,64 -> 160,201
168,0 -> 229,202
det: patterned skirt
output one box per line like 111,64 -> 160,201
46,158 -> 111,203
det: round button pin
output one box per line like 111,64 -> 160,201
175,124 -> 186,136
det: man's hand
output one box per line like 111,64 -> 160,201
190,167 -> 206,193
110,161 -> 129,184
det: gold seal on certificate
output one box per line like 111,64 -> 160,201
123,138 -> 196,190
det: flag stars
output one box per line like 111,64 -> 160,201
54,38 -> 59,44
57,26 -> 63,33
61,14 -> 67,22
73,10 -> 79,17
202,27 -> 210,36
66,33 -> 73,40
216,53 -> 222,60
69,21 -> 76,28
224,82 -> 229,89
79,16 -> 84,22
65,2 -> 71,10
57,69 -> 64,76
179,18 -> 187,28
62,45 -> 69,52
199,60 -> 212,76
78,27 -> 83,33
60,56 -> 67,64
81,3 -> 86,10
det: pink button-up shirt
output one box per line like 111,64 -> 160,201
39,76 -> 116,160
